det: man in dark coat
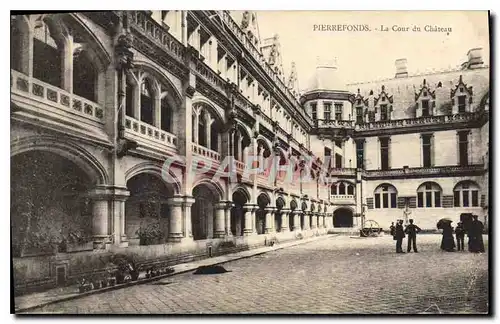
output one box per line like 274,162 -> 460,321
455,221 -> 466,251
395,219 -> 406,253
468,215 -> 485,253
404,219 -> 421,252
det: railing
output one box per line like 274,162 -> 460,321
235,160 -> 246,172
355,113 -> 478,131
11,70 -> 104,123
192,56 -> 227,95
316,119 -> 355,128
125,116 -> 177,148
331,195 -> 356,204
219,11 -> 311,124
191,142 -> 221,161
128,11 -> 186,62
259,111 -> 274,131
234,91 -> 254,116
363,164 -> 485,178
328,168 -> 357,177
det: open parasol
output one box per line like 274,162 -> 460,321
437,218 -> 453,229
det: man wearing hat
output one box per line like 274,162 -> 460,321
404,219 -> 421,253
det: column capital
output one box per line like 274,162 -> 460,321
87,185 -> 130,201
243,204 -> 259,212
167,195 -> 185,207
280,208 -> 292,214
264,207 -> 277,213
183,196 -> 196,206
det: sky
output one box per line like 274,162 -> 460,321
254,11 -> 490,91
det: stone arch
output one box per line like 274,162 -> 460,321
131,61 -> 183,108
333,207 -> 354,228
232,185 -> 251,203
125,161 -> 181,195
257,191 -> 272,208
191,179 -> 223,240
11,135 -> 108,185
276,196 -> 286,210
125,171 -> 176,245
290,198 -> 298,211
453,180 -> 481,191
192,99 -> 225,125
65,13 -> 112,71
192,178 -> 225,201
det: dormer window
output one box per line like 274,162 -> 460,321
423,91 -> 428,97
421,100 -> 430,117
458,96 -> 466,113
381,96 -> 385,102
460,87 -> 464,93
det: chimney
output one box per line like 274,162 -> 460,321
395,58 -> 408,78
466,47 -> 484,69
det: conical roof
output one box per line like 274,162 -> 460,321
304,57 -> 347,93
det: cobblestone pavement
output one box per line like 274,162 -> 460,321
23,234 -> 489,315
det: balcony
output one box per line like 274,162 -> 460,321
354,113 -> 481,135
191,54 -> 227,96
331,195 -> 356,205
219,11 -> 312,125
234,91 -> 255,117
316,119 -> 355,128
128,11 -> 185,63
363,164 -> 485,179
329,168 -> 357,177
125,116 -> 177,151
191,142 -> 221,162
11,70 -> 105,134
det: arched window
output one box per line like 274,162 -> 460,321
126,80 -> 134,117
417,182 -> 442,208
11,16 -> 30,74
210,122 -> 218,151
33,21 -> 62,87
374,184 -> 397,209
198,113 -> 207,147
338,183 -> 346,195
331,182 -> 354,196
454,181 -> 480,207
140,78 -> 154,124
73,50 -> 97,102
160,97 -> 172,132
191,113 -> 196,142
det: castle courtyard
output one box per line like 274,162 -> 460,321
21,234 -> 488,315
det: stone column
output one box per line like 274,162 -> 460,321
303,212 -> 310,230
243,204 -> 258,235
291,211 -> 300,231
224,201 -> 234,237
167,196 -> 184,242
88,187 -> 111,248
310,212 -> 317,230
111,187 -> 130,247
214,202 -> 226,238
264,207 -> 275,234
281,209 -> 290,232
61,36 -> 74,93
183,197 -> 195,239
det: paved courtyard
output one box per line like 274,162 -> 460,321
21,234 -> 488,314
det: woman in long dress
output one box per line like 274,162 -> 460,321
439,220 -> 456,252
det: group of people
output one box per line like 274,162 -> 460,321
390,219 -> 421,253
389,215 -> 486,253
438,215 -> 485,253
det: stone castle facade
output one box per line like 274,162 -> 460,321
10,11 -> 489,294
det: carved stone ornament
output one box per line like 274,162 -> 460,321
115,33 -> 134,71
